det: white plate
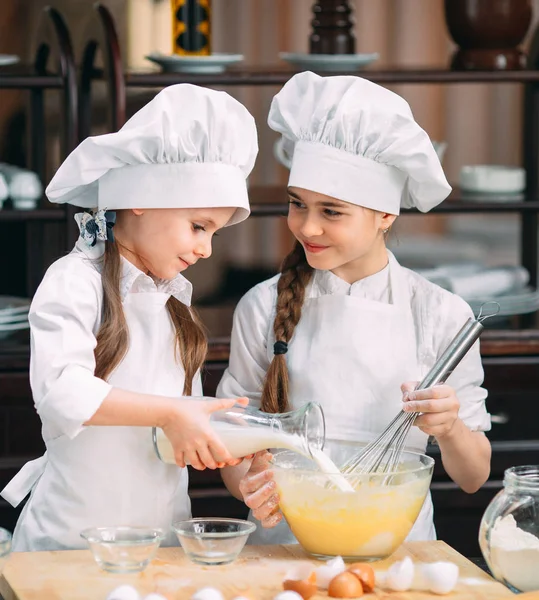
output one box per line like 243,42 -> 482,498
0,296 -> 30,315
468,287 -> 539,317
0,321 -> 29,331
279,52 -> 379,72
0,312 -> 28,324
145,52 -> 244,74
0,55 -> 20,67
0,321 -> 30,340
460,165 -> 526,195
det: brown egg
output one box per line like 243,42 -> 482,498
283,568 -> 317,600
328,572 -> 364,598
347,563 -> 375,593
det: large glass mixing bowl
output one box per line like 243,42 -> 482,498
271,440 -> 434,561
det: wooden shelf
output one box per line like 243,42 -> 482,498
0,208 -> 66,222
205,331 -> 539,361
248,185 -> 539,216
123,66 -> 539,88
0,66 -> 64,90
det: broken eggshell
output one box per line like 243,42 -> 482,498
328,572 -> 364,598
386,556 -> 414,592
282,564 -> 317,600
315,556 -> 346,589
273,592 -> 304,600
418,561 -> 459,595
106,585 -> 141,600
347,563 -> 375,593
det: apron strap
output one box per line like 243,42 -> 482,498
1,453 -> 48,507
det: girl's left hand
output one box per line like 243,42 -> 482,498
401,381 -> 460,439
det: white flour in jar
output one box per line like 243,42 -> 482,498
490,514 -> 539,592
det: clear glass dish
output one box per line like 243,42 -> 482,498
479,465 -> 539,593
271,439 -> 434,561
172,518 -> 256,565
80,526 -> 165,573
0,528 -> 12,575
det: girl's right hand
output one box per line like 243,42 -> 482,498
162,396 -> 249,470
239,451 -> 282,528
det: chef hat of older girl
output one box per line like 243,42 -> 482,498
45,84 -> 258,226
268,71 -> 451,215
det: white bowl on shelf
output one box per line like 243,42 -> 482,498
460,165 -> 525,195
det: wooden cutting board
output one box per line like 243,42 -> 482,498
0,541 -> 518,600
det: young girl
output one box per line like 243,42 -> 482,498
218,71 -> 492,544
1,84 -> 258,551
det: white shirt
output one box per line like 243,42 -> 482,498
3,239 -> 196,550
29,239 -> 193,443
218,261 -> 491,435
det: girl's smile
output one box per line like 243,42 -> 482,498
303,241 -> 329,254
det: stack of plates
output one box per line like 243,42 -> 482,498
467,287 -> 539,318
0,296 -> 30,340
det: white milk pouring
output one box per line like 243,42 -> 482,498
154,422 -> 308,462
154,424 -> 353,492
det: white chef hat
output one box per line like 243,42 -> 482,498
268,71 -> 451,215
46,84 -> 258,226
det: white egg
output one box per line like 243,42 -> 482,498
315,555 -> 346,589
106,585 -> 141,600
420,561 -> 459,595
144,595 -> 168,600
191,588 -> 225,600
386,556 -> 415,592
273,592 -> 303,600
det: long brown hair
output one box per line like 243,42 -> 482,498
260,241 -> 313,414
94,241 -> 207,395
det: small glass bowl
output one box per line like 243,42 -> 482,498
80,526 -> 165,573
172,518 -> 256,565
0,528 -> 12,575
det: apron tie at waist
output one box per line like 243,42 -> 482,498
1,453 -> 48,507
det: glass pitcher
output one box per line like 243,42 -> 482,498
479,465 -> 539,593
152,401 -> 326,466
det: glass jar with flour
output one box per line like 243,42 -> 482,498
479,465 -> 539,593
152,401 -> 326,465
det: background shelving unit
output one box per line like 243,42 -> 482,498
0,6 -> 78,297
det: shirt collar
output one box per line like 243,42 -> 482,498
309,262 -> 391,300
73,238 -> 193,306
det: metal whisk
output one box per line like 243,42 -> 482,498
340,302 -> 500,478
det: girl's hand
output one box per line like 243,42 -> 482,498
162,396 -> 249,470
401,381 -> 460,439
239,451 -> 282,528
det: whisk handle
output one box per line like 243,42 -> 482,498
417,318 -> 484,390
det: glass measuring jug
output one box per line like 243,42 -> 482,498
152,400 -> 326,465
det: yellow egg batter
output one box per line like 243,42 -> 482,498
275,474 -> 429,559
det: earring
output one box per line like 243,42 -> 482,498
383,228 -> 389,234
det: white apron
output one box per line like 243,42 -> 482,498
248,254 -> 435,544
3,291 -> 191,551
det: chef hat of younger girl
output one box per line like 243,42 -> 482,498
268,71 -> 451,215
46,84 -> 258,226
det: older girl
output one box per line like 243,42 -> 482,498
218,72 -> 491,544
